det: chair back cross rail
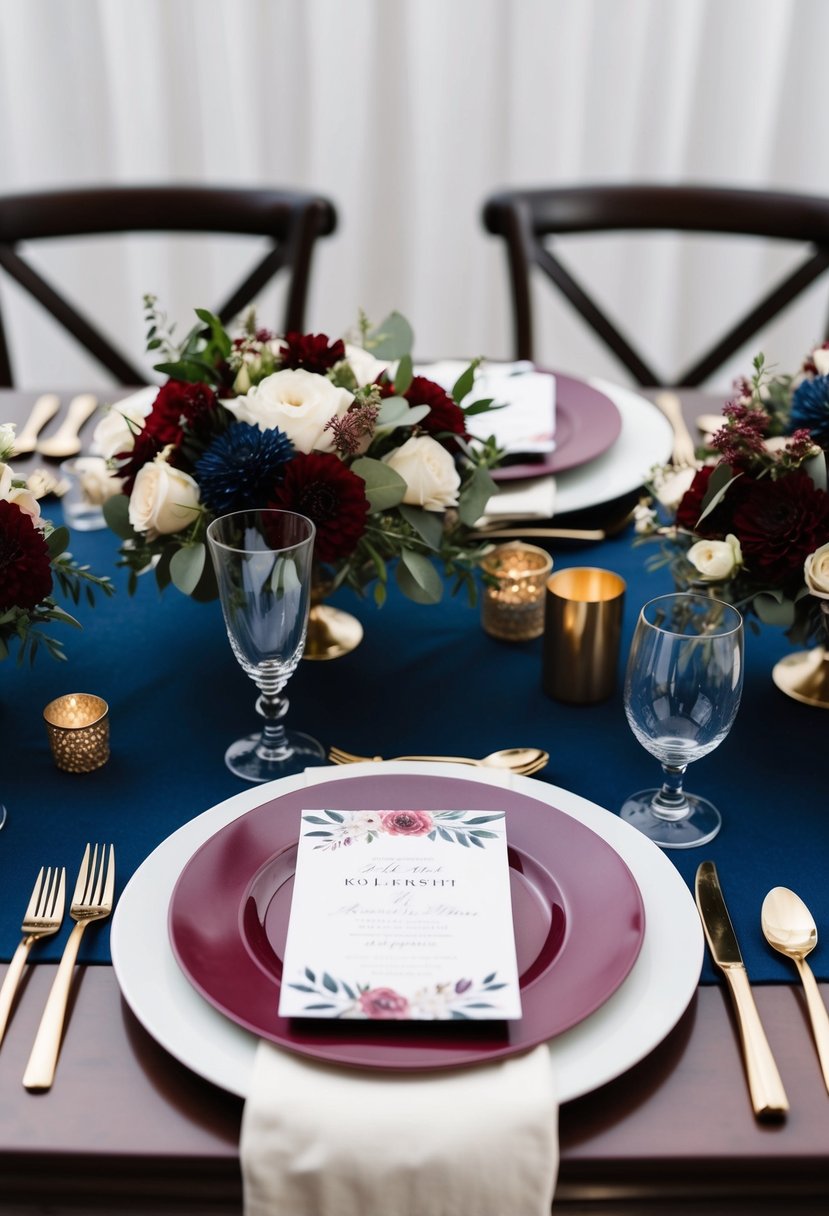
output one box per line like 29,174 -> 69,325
0,185 -> 337,387
482,185 -> 829,387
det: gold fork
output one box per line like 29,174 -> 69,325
23,844 -> 115,1091
328,746 -> 549,776
0,867 -> 66,1048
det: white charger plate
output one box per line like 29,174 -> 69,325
111,763 -> 702,1103
555,377 -> 672,515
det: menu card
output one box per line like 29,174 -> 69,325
278,809 -> 522,1021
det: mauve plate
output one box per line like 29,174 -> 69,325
169,773 -> 644,1071
491,372 -> 622,482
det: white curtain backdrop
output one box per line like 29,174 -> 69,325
1,0 -> 829,393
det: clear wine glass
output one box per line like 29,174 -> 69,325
206,509 -> 326,783
621,592 -> 743,849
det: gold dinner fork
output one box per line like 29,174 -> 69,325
23,844 -> 115,1091
0,867 -> 66,1048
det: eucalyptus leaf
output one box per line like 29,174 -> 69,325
103,494 -> 137,540
753,590 -> 796,627
398,504 -> 443,550
351,457 -> 406,511
458,465 -> 498,526
365,311 -> 414,359
696,466 -> 742,528
45,526 -> 70,559
170,543 -> 206,596
394,353 -> 413,395
376,398 -> 431,431
396,550 -> 444,604
452,361 -> 478,405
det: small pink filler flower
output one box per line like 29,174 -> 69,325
379,810 -> 434,837
358,987 -> 411,1019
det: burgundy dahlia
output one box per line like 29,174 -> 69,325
116,380 -> 221,492
731,470 -> 829,588
378,374 -> 469,450
0,499 -> 53,612
280,333 -> 346,374
268,452 -> 370,562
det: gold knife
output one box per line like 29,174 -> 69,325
695,861 -> 789,1119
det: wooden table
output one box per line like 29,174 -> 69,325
2,387 -> 828,1213
1,966 -> 828,1213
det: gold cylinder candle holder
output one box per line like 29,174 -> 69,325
43,693 -> 110,773
481,542 -> 554,641
542,567 -> 626,704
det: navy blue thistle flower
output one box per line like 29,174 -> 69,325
789,375 -> 829,449
195,421 -> 295,513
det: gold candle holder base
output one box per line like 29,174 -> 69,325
772,646 -> 829,709
43,693 -> 110,772
304,603 -> 364,661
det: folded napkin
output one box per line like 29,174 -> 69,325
418,361 -> 557,456
479,475 -> 557,523
241,1041 -> 559,1216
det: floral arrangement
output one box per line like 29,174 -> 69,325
287,966 -> 509,1020
0,425 -> 114,662
98,300 -> 503,606
302,808 -> 505,851
636,347 -> 829,644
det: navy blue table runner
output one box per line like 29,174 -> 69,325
1,520 -> 823,984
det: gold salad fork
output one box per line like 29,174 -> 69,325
0,867 -> 66,1048
23,844 -> 115,1091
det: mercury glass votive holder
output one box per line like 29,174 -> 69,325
481,542 -> 554,641
43,693 -> 110,773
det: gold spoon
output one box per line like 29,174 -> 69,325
761,886 -> 829,1093
35,393 -> 98,459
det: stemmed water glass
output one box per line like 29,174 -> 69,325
206,509 -> 326,783
621,592 -> 744,849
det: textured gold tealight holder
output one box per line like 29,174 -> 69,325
481,542 -> 554,641
43,693 -> 110,773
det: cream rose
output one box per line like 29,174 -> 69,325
344,344 -> 390,388
92,386 -> 158,459
128,453 -> 200,540
226,368 -> 353,454
812,347 -> 829,377
383,435 -> 460,510
687,533 -> 742,581
804,542 -> 829,600
0,461 -> 41,523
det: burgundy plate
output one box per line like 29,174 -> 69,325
169,773 -> 644,1071
491,372 -> 622,482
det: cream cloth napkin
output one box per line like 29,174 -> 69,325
240,1040 -> 559,1216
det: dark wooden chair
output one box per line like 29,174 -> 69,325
0,185 -> 338,386
482,184 -> 829,386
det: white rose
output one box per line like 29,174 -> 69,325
226,368 -> 353,454
73,456 -> 123,506
812,347 -> 829,377
652,465 -> 698,511
804,542 -> 829,600
383,435 -> 460,510
687,533 -> 742,581
92,386 -> 158,459
0,423 -> 16,462
128,454 -> 200,540
0,461 -> 40,522
0,461 -> 12,500
344,344 -> 390,388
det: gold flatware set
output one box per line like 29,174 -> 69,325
696,861 -> 829,1119
11,392 -> 98,459
328,745 -> 549,776
0,844 -> 115,1091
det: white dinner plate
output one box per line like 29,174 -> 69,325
111,762 -> 703,1104
555,377 -> 672,515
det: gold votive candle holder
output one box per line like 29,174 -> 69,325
481,542 -> 554,641
43,693 -> 110,773
542,567 -> 626,704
